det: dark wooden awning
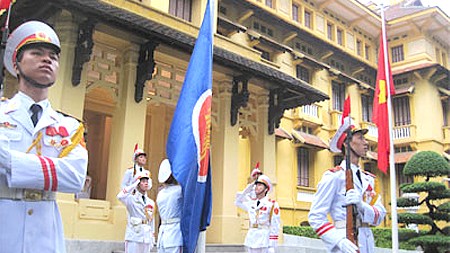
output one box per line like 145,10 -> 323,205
1,0 -> 328,108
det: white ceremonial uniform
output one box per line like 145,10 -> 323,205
0,92 -> 88,253
121,166 -> 150,189
117,182 -> 156,253
156,184 -> 183,253
235,184 -> 281,253
308,161 -> 387,253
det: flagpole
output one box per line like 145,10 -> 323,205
380,2 -> 399,252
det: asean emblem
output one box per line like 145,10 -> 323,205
193,89 -> 212,183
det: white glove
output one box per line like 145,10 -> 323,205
251,168 -> 262,180
0,135 -> 11,172
345,189 -> 362,209
337,238 -> 358,253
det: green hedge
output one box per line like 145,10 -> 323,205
283,226 -> 421,250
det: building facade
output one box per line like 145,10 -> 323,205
1,0 -> 448,246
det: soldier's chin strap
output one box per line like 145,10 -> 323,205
16,61 -> 54,89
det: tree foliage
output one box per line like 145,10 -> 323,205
403,151 -> 450,177
398,151 -> 450,253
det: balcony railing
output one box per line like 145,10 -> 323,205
301,104 -> 319,118
294,104 -> 322,125
392,124 -> 417,143
360,122 -> 378,139
330,110 -> 343,130
393,125 -> 411,139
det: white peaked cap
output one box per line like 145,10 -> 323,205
158,159 -> 172,183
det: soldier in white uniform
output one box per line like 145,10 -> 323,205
118,170 -> 156,253
156,159 -> 183,253
0,21 -> 88,253
308,124 -> 386,253
235,175 -> 281,253
121,146 -> 151,189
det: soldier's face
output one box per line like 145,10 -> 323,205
139,178 -> 149,191
16,46 -> 59,86
255,182 -> 268,197
136,155 -> 147,166
349,132 -> 368,157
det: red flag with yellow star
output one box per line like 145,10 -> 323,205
372,33 -> 395,174
0,0 -> 11,10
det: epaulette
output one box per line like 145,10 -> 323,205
0,97 -> 8,102
328,166 -> 343,173
362,170 -> 376,178
56,110 -> 84,123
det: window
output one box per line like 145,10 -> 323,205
337,28 -> 343,46
292,4 -> 299,22
393,96 -> 411,126
296,65 -> 310,83
304,10 -> 312,29
169,0 -> 192,22
333,155 -> 343,166
297,147 -> 310,187
327,23 -> 334,40
443,99 -> 449,126
332,81 -> 345,111
365,44 -> 370,60
435,48 -> 441,63
391,45 -> 404,63
361,94 -> 374,122
443,52 -> 448,67
254,47 -> 271,61
363,163 -> 375,174
265,0 -> 273,8
356,40 -> 362,56
396,163 -> 414,195
253,22 -> 274,37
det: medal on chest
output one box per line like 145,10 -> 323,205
45,126 -> 71,150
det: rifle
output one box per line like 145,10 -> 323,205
345,127 -> 359,251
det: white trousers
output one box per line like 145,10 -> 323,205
247,247 -> 268,253
157,246 -> 183,253
125,241 -> 151,253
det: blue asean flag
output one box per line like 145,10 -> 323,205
166,0 -> 213,252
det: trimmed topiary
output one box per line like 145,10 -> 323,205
397,197 -> 419,208
398,150 -> 450,253
400,181 -> 447,193
403,151 -> 450,177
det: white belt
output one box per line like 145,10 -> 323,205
335,220 -> 370,229
0,188 -> 56,201
161,218 -> 180,225
131,217 -> 149,225
250,223 -> 270,229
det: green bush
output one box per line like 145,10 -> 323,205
282,226 -> 419,250
283,226 -> 318,239
409,234 -> 450,253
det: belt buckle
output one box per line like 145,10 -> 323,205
251,224 -> 259,228
23,190 -> 43,201
142,220 -> 148,224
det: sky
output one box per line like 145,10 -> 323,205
421,0 -> 450,16
358,0 -> 450,17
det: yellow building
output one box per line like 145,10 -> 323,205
1,0 -> 448,248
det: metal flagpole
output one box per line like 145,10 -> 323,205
380,1 -> 399,252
